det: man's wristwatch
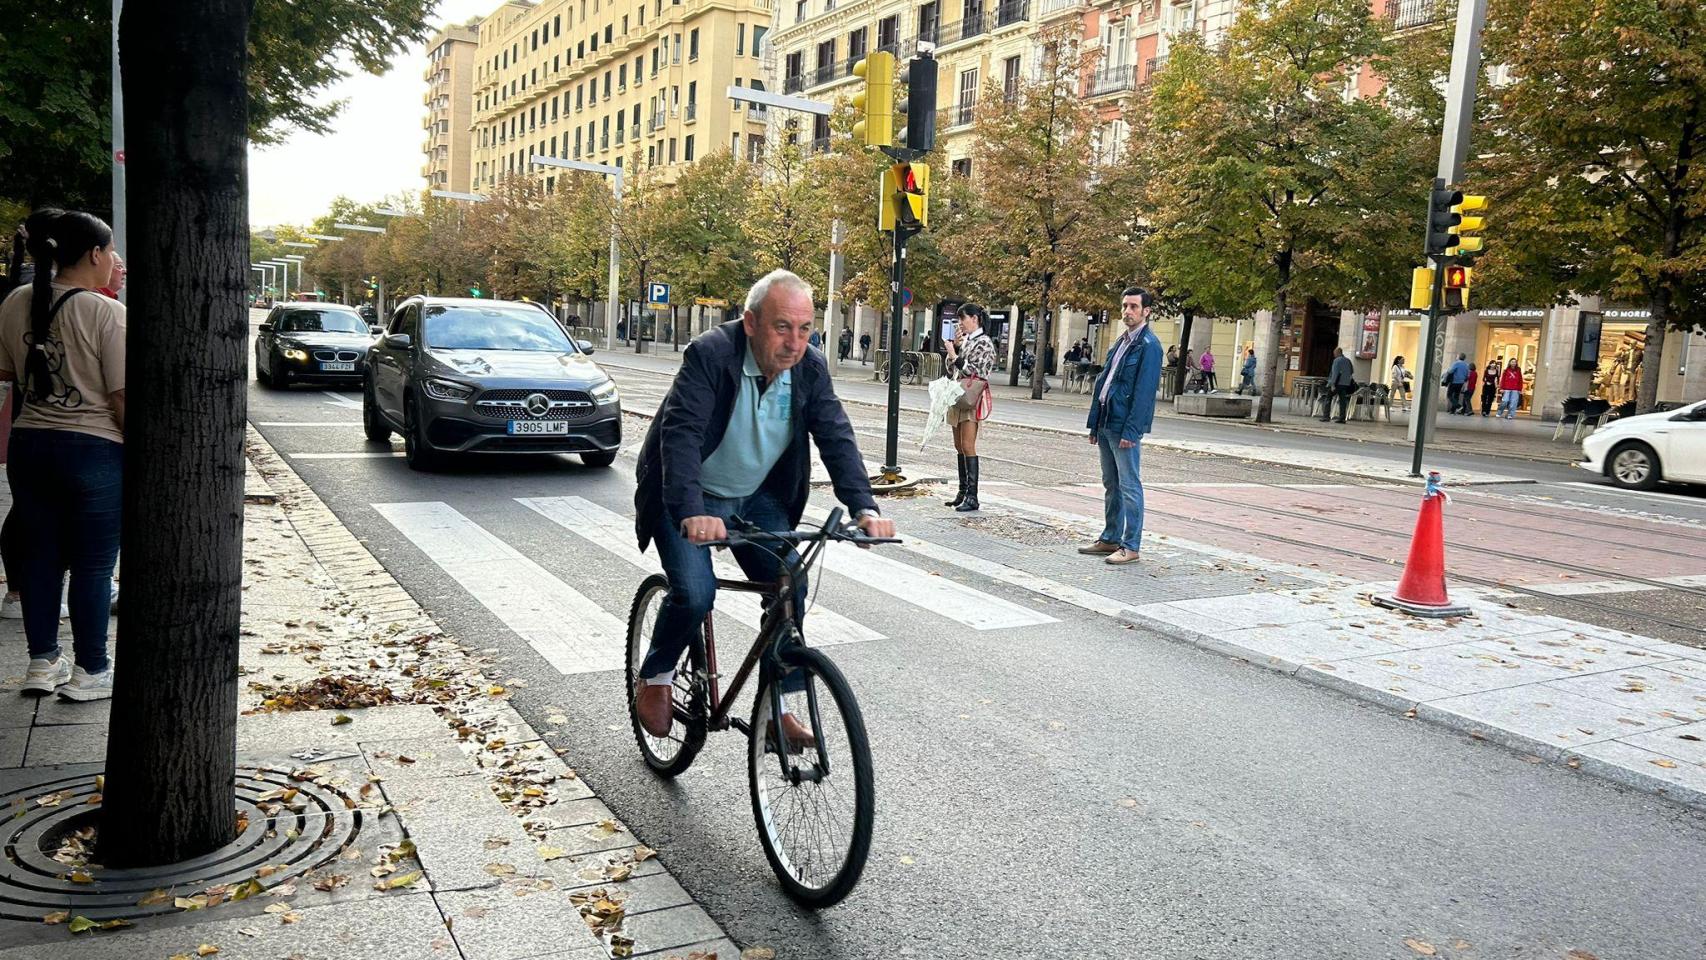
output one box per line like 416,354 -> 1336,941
855,508 -> 881,522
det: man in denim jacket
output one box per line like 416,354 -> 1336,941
1080,287 -> 1164,566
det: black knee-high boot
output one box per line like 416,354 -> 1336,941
956,457 -> 980,512
946,454 -> 967,507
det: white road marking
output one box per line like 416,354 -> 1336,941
256,421 -> 362,427
1656,574 -> 1706,587
810,527 -> 1056,631
290,452 -> 405,460
373,501 -> 626,675
1524,579 -> 1664,596
801,506 -> 1128,619
517,497 -> 884,647
321,390 -> 363,409
1554,481 -> 1702,505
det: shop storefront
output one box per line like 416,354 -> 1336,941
1477,309 -> 1545,414
1576,309 -> 1653,408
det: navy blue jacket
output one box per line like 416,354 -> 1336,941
1086,324 -> 1164,442
634,320 -> 877,551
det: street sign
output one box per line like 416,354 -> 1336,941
901,288 -> 913,307
647,282 -> 670,305
694,297 -> 729,307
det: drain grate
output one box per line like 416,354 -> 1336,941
0,765 -> 361,922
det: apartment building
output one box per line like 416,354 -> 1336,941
769,0 -> 1041,175
465,0 -> 777,188
423,23 -> 481,193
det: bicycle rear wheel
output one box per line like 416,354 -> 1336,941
747,644 -> 874,908
626,573 -> 707,777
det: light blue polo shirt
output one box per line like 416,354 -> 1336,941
699,345 -> 794,499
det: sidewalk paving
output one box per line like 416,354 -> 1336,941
0,431 -> 742,960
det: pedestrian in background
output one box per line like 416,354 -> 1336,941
859,332 -> 871,363
1240,349 -> 1257,395
1462,361 -> 1479,416
1480,357 -> 1501,416
1199,347 -> 1217,393
0,210 -> 126,701
96,251 -> 124,300
809,328 -> 822,351
1498,358 -> 1524,419
1320,347 -> 1355,423
1,209 -> 66,621
1389,355 -> 1412,405
838,326 -> 852,362
1444,353 -> 1471,414
943,303 -> 997,512
1082,287 -> 1163,566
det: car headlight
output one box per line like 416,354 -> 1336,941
422,378 -> 475,401
282,347 -> 308,362
590,379 -> 619,403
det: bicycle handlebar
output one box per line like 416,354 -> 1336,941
700,508 -> 900,549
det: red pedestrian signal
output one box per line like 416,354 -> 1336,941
1442,264 -> 1471,311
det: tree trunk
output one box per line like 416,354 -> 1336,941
1255,251 -> 1292,424
100,0 -> 250,867
1175,310 -> 1196,397
1007,306 -> 1023,387
1031,278 -> 1054,401
1637,290 -> 1669,414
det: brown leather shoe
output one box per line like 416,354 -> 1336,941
1078,540 -> 1119,555
1104,548 -> 1142,565
774,712 -> 818,754
635,681 -> 673,738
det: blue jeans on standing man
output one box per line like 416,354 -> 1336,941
6,428 -> 121,673
641,489 -> 808,688
1096,430 -> 1145,553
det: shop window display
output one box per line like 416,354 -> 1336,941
1592,325 -> 1647,408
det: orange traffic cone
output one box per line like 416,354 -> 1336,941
1374,471 -> 1472,618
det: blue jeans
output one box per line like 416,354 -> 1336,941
6,429 -> 121,672
1096,431 -> 1145,552
1500,389 -> 1521,418
642,489 -> 808,687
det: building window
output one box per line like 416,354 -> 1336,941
578,41 -> 585,58
636,56 -> 644,84
684,135 -> 695,161
1003,56 -> 1021,101
918,2 -> 939,42
531,29 -> 538,51
604,72 -> 612,99
785,51 -> 803,91
848,27 -> 867,63
604,25 -> 612,43
620,63 -> 627,88
956,68 -> 978,125
669,138 -> 677,162
752,25 -> 769,56
732,133 -> 740,155
550,134 -> 557,155
815,39 -> 835,84
737,24 -> 746,55
796,0 -> 806,22
554,14 -> 560,36
673,34 -> 681,64
952,157 -> 972,177
689,28 -> 699,60
622,14 -> 628,33
652,47 -> 660,75
877,15 -> 898,52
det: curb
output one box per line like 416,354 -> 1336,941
1114,608 -> 1706,814
242,424 -> 741,957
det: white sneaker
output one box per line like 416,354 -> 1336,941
58,666 -> 113,702
22,657 -> 72,694
1,595 -> 21,619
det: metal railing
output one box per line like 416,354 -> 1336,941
811,62 -> 838,86
941,10 -> 985,43
809,136 -> 831,154
1088,64 -> 1136,97
1036,0 -> 1082,18
995,0 -> 1029,28
1380,0 -> 1456,30
1144,55 -> 1168,82
784,73 -> 805,93
650,113 -> 666,131
952,101 -> 975,127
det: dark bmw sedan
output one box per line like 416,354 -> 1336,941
362,296 -> 621,470
255,302 -> 378,388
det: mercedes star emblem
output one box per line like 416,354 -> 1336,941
524,393 -> 551,417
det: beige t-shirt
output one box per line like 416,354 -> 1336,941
0,284 -> 126,444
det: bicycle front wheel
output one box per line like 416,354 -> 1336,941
747,645 -> 874,908
626,573 -> 707,777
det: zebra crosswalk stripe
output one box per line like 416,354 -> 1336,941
373,501 -> 627,675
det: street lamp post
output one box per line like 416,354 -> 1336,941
530,155 -> 622,352
283,254 -> 306,300
263,260 -> 291,299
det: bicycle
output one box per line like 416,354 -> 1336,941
624,508 -> 897,907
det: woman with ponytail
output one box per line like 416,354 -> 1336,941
0,209 -> 125,701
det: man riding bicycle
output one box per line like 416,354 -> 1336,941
632,269 -> 896,744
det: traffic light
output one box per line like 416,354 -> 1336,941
851,52 -> 895,148
1442,264 -> 1471,311
879,162 -> 928,231
895,54 -> 938,153
1409,266 -> 1434,310
1426,186 -> 1463,258
1446,194 -> 1487,258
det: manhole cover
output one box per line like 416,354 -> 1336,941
954,514 -> 1081,546
0,765 -> 362,922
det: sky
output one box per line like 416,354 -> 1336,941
248,0 -> 494,229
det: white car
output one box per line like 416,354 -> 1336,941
1579,398 -> 1706,490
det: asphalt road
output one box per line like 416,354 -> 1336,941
246,315 -> 1706,960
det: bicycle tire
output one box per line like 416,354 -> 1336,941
747,644 -> 874,908
901,360 -> 919,385
626,573 -> 708,777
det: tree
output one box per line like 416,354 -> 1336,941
963,24 -> 1102,398
600,155 -> 681,343
1483,0 -> 1706,412
1132,0 -> 1433,421
664,149 -> 758,325
745,133 -> 830,291
100,0 -> 251,867
1,0 -> 434,215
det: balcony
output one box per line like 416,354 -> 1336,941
685,101 -> 697,122
1036,0 -> 1084,19
748,103 -> 768,120
650,113 -> 666,131
1143,55 -> 1168,82
940,10 -> 985,44
995,0 -> 1029,28
810,62 -> 838,87
784,73 -> 805,94
1379,0 -> 1456,31
601,134 -> 610,150
951,101 -> 975,127
1088,63 -> 1136,97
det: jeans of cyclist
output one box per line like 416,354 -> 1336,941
642,489 -> 808,689
6,428 -> 122,672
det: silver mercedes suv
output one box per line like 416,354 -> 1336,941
362,296 -> 621,471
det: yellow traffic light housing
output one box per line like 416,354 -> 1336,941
1447,194 -> 1487,257
879,162 -> 928,231
1409,266 -> 1434,310
851,52 -> 895,148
